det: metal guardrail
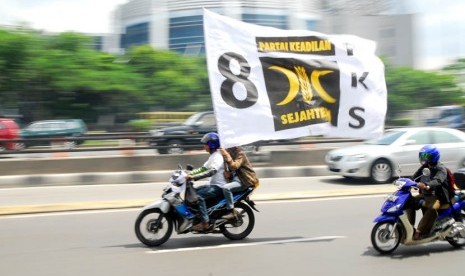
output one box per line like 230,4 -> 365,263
2,126 -> 462,153
0,133 -> 363,154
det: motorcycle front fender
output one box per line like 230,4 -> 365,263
142,199 -> 171,214
373,214 -> 398,224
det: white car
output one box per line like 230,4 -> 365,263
325,127 -> 465,183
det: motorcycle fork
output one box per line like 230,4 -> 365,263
388,222 -> 399,239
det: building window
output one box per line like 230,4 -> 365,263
306,20 -> 317,31
169,15 -> 205,55
121,22 -> 150,50
242,14 -> 288,29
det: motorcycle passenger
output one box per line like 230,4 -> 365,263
407,144 -> 451,240
186,132 -> 228,232
219,146 -> 259,220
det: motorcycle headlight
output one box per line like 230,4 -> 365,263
169,170 -> 186,187
393,180 -> 406,189
386,204 -> 401,213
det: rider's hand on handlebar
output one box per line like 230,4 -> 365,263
417,182 -> 429,191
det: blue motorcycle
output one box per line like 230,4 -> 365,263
135,165 -> 258,247
371,169 -> 465,254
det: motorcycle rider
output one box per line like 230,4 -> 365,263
219,146 -> 259,220
185,132 -> 228,232
407,144 -> 451,240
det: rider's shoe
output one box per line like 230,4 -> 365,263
222,209 -> 238,220
413,230 -> 423,240
192,221 -> 210,232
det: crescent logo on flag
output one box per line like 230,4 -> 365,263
203,9 -> 387,148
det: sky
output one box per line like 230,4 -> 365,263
0,0 -> 129,33
0,0 -> 464,35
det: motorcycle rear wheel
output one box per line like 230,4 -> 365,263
371,221 -> 401,254
447,211 -> 465,248
135,209 -> 173,247
220,202 -> 255,240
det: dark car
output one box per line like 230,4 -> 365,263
425,105 -> 464,128
0,118 -> 21,151
148,111 -> 217,154
20,119 -> 88,148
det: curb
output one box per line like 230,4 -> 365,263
0,186 -> 396,216
0,165 -> 330,188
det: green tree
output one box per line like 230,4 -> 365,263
127,45 -> 211,111
0,29 -> 38,109
385,65 -> 463,123
2,27 -> 463,130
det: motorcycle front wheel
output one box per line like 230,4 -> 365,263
135,209 -> 173,247
220,202 -> 255,240
371,221 -> 401,254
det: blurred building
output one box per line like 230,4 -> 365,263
104,0 -> 464,70
103,0 -> 321,55
317,0 -> 415,68
319,0 -> 465,70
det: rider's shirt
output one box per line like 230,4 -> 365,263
203,151 -> 228,187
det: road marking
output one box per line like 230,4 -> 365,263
0,208 -> 137,219
146,236 -> 345,254
263,194 -> 385,204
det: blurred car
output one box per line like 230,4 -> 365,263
325,127 -> 465,183
425,105 -> 464,128
148,111 -> 218,154
20,119 -> 87,148
0,118 -> 21,151
148,111 -> 261,154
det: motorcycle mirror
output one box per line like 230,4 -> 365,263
422,168 -> 431,177
186,164 -> 194,171
177,163 -> 183,170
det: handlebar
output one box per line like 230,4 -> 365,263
393,178 -> 418,190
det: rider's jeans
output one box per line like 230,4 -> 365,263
196,185 -> 223,222
223,181 -> 244,210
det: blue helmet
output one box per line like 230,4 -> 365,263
200,132 -> 220,151
419,144 -> 440,165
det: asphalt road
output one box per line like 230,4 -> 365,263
1,196 -> 464,276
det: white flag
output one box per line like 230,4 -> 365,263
203,9 -> 387,148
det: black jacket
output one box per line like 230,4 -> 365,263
412,163 -> 450,203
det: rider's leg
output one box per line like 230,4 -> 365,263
406,195 -> 423,226
192,185 -> 222,231
416,197 -> 440,238
222,180 -> 243,220
222,180 -> 243,210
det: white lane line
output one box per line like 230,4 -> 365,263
146,236 -> 345,254
263,194 -> 385,204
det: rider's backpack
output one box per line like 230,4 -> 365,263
446,167 -> 458,199
454,168 -> 465,190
